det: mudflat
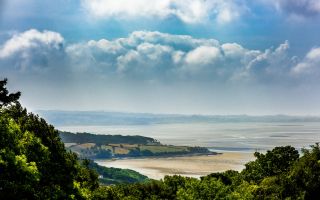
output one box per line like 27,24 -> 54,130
96,152 -> 255,180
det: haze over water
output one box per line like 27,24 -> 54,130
58,122 -> 320,152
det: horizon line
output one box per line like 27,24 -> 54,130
35,109 -> 320,118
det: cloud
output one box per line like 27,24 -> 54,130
0,29 -> 64,71
186,46 -> 221,66
0,29 -> 63,58
292,47 -> 320,74
116,43 -> 175,78
244,41 -> 291,77
1,29 -> 313,84
122,31 -> 220,50
81,0 -> 245,24
64,32 -> 299,83
267,0 -> 320,18
65,31 -> 224,79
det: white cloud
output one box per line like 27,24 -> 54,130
292,47 -> 320,74
65,31 -> 223,77
232,40 -> 294,82
185,46 -> 221,66
124,31 -> 220,49
81,0 -> 245,24
216,5 -> 241,24
306,47 -> 320,60
116,42 -> 175,77
0,29 -> 63,58
63,32 -> 299,82
87,39 -> 124,54
0,29 -> 64,71
221,43 -> 246,58
246,41 -> 290,71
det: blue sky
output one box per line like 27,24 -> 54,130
1,0 -> 320,115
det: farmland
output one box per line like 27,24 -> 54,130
61,131 -> 215,159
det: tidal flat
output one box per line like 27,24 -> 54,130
95,152 -> 254,180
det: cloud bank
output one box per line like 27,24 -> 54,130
1,29 -> 320,114
0,29 -> 317,84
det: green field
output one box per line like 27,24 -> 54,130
139,145 -> 188,153
66,142 -> 211,159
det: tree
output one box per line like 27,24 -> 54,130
0,78 -> 21,107
242,146 -> 299,182
289,144 -> 320,199
0,79 -> 99,199
0,116 -> 44,199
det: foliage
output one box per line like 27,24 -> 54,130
288,143 -> 320,199
0,78 -> 21,108
0,79 -> 99,199
242,146 -> 299,182
87,160 -> 148,185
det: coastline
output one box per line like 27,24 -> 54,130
95,151 -> 255,180
94,151 -> 220,161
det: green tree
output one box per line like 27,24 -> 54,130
0,78 -> 21,107
242,146 -> 299,182
289,144 -> 320,199
0,116 -> 44,199
177,177 -> 229,200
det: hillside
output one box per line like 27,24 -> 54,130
60,131 -> 214,159
60,131 -> 160,145
87,160 -> 148,185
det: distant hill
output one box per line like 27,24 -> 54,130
38,110 -> 320,126
60,131 -> 160,145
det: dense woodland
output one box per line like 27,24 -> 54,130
1,78 -> 320,199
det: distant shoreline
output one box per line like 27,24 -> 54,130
94,151 -> 221,161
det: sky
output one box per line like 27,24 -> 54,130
0,0 -> 320,115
